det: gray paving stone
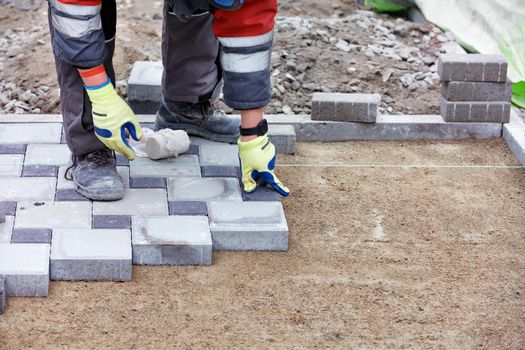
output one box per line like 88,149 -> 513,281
25,144 -> 71,166
266,114 -> 503,141
15,201 -> 92,229
0,123 -> 62,144
208,201 -> 288,251
1,201 -> 16,216
437,54 -> 508,82
0,275 -> 5,314
0,177 -> 56,201
167,177 -> 242,202
0,215 -> 14,243
199,143 -> 239,167
93,189 -> 169,216
11,228 -> 52,244
130,177 -> 167,189
127,61 -> 162,103
243,187 -> 282,202
22,165 -> 58,177
129,101 -> 160,115
503,124 -> 525,167
268,124 -> 296,154
440,98 -> 511,123
0,144 -> 26,154
132,216 -> 212,265
441,80 -> 512,102
185,144 -> 200,155
0,154 -> 23,177
201,165 -> 239,178
0,243 -> 49,297
116,154 -> 130,166
92,215 -> 131,229
130,154 -> 201,178
311,93 -> 380,123
55,189 -> 91,201
169,201 -> 208,216
50,229 -> 132,281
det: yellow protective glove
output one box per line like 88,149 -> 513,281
85,80 -> 143,160
238,134 -> 290,196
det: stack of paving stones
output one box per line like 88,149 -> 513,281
438,54 -> 512,123
0,119 -> 290,313
311,92 -> 381,123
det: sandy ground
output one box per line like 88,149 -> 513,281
1,139 -> 524,349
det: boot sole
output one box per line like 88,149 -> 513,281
155,114 -> 239,144
75,184 -> 124,201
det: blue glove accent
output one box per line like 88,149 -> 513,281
94,126 -> 112,138
120,121 -> 140,149
209,0 -> 243,10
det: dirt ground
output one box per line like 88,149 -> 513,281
1,139 -> 524,349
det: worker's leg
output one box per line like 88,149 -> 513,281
155,1 -> 240,143
49,0 -> 117,156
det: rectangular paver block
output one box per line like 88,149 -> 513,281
201,166 -> 239,178
0,177 -> 56,201
0,124 -> 62,144
50,229 -> 132,281
127,61 -> 162,103
441,80 -> 512,102
268,124 -> 296,155
93,189 -> 169,216
0,215 -> 14,243
0,275 -> 5,314
55,189 -> 91,201
130,154 -> 201,178
92,215 -> 131,229
15,201 -> 92,229
311,93 -> 380,123
167,177 -> 242,202
208,201 -> 288,251
1,201 -> 16,216
199,144 -> 239,167
0,144 -> 26,154
503,123 -> 525,167
11,228 -> 52,244
0,243 -> 50,297
22,165 -> 58,177
437,54 -> 508,82
440,98 -> 511,123
132,216 -> 212,265
25,144 -> 71,166
243,187 -> 282,202
0,154 -> 23,177
130,177 -> 167,189
169,201 -> 208,216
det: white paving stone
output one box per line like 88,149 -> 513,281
167,177 -> 242,202
0,215 -> 14,243
25,144 -> 71,166
15,201 -> 92,229
199,144 -> 239,167
0,243 -> 49,296
208,201 -> 288,251
57,166 -> 130,189
132,216 -> 212,265
93,189 -> 168,216
0,123 -> 62,144
0,177 -> 56,201
130,154 -> 201,177
50,229 -> 132,281
0,154 -> 23,177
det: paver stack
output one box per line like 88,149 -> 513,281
438,54 -> 512,123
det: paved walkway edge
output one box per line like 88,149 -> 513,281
503,111 -> 525,167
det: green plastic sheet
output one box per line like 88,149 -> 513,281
364,0 -> 410,13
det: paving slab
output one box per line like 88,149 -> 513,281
127,61 -> 163,103
15,201 -> 92,229
55,189 -> 91,201
0,215 -> 14,243
312,93 -> 380,123
22,165 -> 58,177
208,201 -> 288,251
93,189 -> 168,216
441,80 -> 513,102
199,143 -> 239,167
503,124 -> 525,167
168,201 -> 208,216
0,243 -> 49,297
0,154 -> 23,177
167,177 -> 242,202
1,201 -> 17,216
92,215 -> 131,229
0,177 -> 56,201
130,154 -> 201,178
440,98 -> 511,123
130,177 -> 167,189
0,275 -> 5,314
50,229 -> 132,281
265,114 -> 503,141
0,123 -> 62,144
132,216 -> 212,265
243,187 -> 282,202
438,54 -> 508,82
0,144 -> 26,154
268,124 -> 296,154
25,144 -> 71,166
11,228 -> 52,244
201,166 -> 239,178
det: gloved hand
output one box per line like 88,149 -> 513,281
238,134 -> 290,196
85,80 -> 143,160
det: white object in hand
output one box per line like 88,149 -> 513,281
145,129 -> 190,160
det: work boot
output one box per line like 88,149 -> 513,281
65,149 -> 124,201
154,99 -> 240,143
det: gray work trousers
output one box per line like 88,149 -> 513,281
50,1 -> 220,156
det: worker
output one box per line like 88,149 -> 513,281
47,0 -> 289,200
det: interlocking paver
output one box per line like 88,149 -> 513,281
186,144 -> 200,155
25,144 -> 71,166
92,215 -> 131,229
440,98 -> 511,123
312,92 -> 380,123
130,154 -> 201,177
0,123 -> 61,144
243,187 -> 282,202
441,80 -> 512,102
0,144 -> 26,154
132,216 -> 212,265
168,201 -> 208,216
0,177 -> 56,201
127,61 -> 162,102
55,189 -> 91,201
0,154 -> 23,177
208,201 -> 288,251
438,54 -> 508,82
50,229 -> 132,281
15,201 -> 92,229
0,275 -> 5,314
93,189 -> 168,216
22,165 -> 58,177
11,228 -> 52,244
1,201 -> 16,216
268,124 -> 296,154
0,215 -> 14,243
199,144 -> 239,167
167,177 -> 242,202
201,166 -> 239,178
130,177 -> 167,189
0,243 -> 49,297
